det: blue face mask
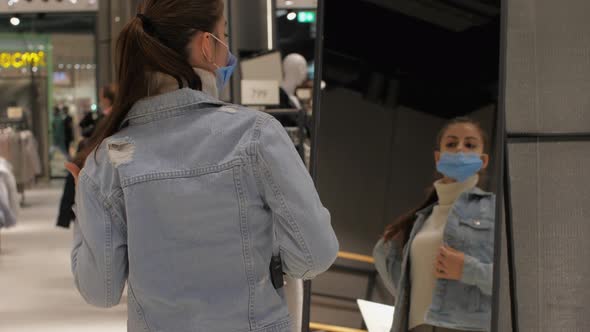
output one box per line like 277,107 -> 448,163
208,34 -> 237,92
215,52 -> 237,92
436,152 -> 483,182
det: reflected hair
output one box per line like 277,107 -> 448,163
73,0 -> 223,168
382,117 -> 488,246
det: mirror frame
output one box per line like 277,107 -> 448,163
303,0 -> 516,331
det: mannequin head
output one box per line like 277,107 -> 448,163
282,53 -> 308,95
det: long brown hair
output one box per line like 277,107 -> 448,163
74,0 -> 224,168
382,117 -> 488,246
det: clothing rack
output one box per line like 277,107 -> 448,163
0,118 -> 41,207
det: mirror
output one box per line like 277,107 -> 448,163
307,0 -> 502,331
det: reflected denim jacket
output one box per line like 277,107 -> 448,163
374,188 -> 495,332
71,88 -> 339,332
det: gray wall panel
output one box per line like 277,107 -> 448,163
498,203 -> 513,332
537,142 -> 590,331
506,0 -> 590,133
315,88 -> 397,256
508,141 -> 590,331
505,0 -> 590,331
509,142 -> 540,332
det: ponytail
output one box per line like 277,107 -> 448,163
74,0 -> 223,168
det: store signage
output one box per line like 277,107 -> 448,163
298,11 -> 316,23
241,80 -> 280,106
0,51 -> 46,69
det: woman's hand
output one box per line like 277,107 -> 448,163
434,245 -> 465,280
65,162 -> 81,185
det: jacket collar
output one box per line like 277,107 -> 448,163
415,186 -> 493,218
121,88 -> 227,128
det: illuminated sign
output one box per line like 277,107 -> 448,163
298,11 -> 316,23
0,51 -> 46,69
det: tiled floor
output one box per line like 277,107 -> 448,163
0,182 -> 127,332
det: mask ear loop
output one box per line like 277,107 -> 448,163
202,33 -> 221,70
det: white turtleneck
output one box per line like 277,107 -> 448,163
148,67 -> 219,99
408,175 -> 479,330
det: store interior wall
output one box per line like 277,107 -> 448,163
503,0 -> 590,331
228,0 -> 274,104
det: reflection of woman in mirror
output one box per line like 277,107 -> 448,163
374,117 -> 495,332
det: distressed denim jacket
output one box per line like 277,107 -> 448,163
72,88 -> 339,332
373,188 -> 495,332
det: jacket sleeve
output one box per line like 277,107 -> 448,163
72,172 -> 128,308
461,255 -> 493,296
373,238 -> 403,297
256,117 -> 339,279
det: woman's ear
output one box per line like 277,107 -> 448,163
434,151 -> 441,164
481,153 -> 490,169
189,31 -> 210,67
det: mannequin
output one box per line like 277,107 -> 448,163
279,53 -> 308,332
280,53 -> 309,110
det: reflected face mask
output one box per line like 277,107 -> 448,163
436,152 -> 483,182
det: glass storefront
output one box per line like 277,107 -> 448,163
0,34 -> 51,180
0,13 -> 97,179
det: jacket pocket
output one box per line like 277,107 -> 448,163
459,217 -> 494,262
458,217 -> 493,230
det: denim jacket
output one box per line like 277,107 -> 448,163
373,187 -> 495,332
72,88 -> 339,332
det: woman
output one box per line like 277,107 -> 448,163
65,1 -> 338,331
78,84 -> 116,139
374,117 -> 495,332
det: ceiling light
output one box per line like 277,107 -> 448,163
10,17 -> 20,26
70,0 -> 78,4
287,12 -> 297,20
32,67 -> 38,73
285,0 -> 294,5
58,64 -> 64,69
74,64 -> 80,70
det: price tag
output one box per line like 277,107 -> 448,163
241,80 -> 280,106
7,107 -> 23,119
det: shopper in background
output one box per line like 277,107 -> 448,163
63,106 -> 74,159
99,83 -> 115,116
51,106 -> 67,159
57,85 -> 116,229
79,84 -> 116,142
65,1 -> 338,331
374,117 -> 495,332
